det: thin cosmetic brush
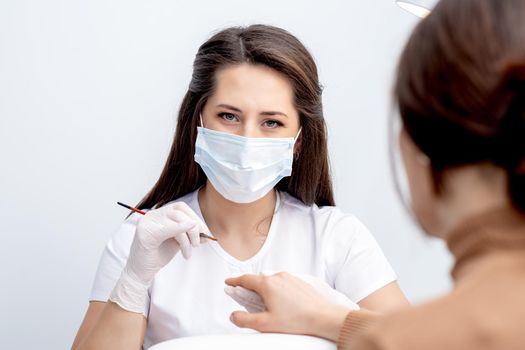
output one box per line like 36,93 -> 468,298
116,202 -> 217,241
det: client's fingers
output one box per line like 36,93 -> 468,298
230,311 -> 271,331
225,274 -> 263,292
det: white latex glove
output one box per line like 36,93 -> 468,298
225,285 -> 266,313
224,272 -> 359,313
110,201 -> 211,314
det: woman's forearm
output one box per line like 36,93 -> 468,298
312,282 -> 406,343
75,302 -> 146,350
357,282 -> 409,313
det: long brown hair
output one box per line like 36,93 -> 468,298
395,0 -> 525,211
136,25 -> 334,210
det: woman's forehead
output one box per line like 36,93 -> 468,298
210,64 -> 296,113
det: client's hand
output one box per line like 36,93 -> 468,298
225,272 -> 352,342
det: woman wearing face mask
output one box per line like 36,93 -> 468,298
72,25 -> 408,349
225,1 -> 525,349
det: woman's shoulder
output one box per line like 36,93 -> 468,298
279,191 -> 340,215
159,189 -> 200,209
278,191 -> 370,235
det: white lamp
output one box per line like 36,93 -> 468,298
396,0 -> 437,18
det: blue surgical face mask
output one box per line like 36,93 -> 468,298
194,116 -> 301,203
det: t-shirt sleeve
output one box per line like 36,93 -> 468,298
324,214 -> 397,303
89,213 -> 141,306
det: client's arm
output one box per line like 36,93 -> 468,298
225,272 -> 387,345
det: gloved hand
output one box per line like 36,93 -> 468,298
225,284 -> 266,313
110,201 -> 211,314
224,271 -> 359,313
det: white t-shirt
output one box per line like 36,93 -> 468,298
90,190 -> 396,348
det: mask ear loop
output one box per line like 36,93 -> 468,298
199,114 -> 204,128
292,127 -> 302,159
294,128 -> 302,142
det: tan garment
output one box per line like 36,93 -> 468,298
338,207 -> 525,350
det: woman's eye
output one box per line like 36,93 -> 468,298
264,120 -> 282,129
219,113 -> 238,122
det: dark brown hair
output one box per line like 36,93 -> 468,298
136,25 -> 334,210
395,0 -> 525,211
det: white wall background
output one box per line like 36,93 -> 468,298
0,0 -> 452,348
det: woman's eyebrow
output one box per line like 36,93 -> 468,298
216,104 -> 288,118
260,111 -> 288,118
217,104 -> 242,112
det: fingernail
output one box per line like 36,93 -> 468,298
224,285 -> 235,296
